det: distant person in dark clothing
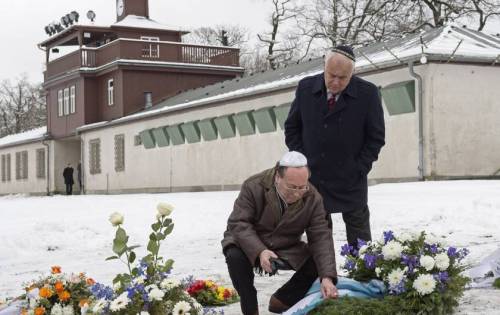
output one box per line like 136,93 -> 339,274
63,164 -> 74,195
77,162 -> 82,192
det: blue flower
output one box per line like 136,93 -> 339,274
389,280 -> 406,295
344,259 -> 356,271
383,231 -> 394,244
435,271 -> 449,283
340,243 -> 354,256
425,243 -> 439,254
401,254 -> 419,274
91,283 -> 114,300
363,254 -> 377,269
357,238 -> 367,249
447,247 -> 457,257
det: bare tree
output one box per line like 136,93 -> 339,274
464,0 -> 500,30
184,24 -> 250,47
0,75 -> 46,137
258,0 -> 299,70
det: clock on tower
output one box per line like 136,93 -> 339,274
116,0 -> 150,22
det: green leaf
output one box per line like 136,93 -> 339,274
147,265 -> 155,277
113,239 -> 127,256
164,259 -> 174,272
147,239 -> 159,255
149,232 -> 157,241
163,218 -> 172,227
164,223 -> 174,236
129,251 -> 136,263
151,222 -> 161,232
128,245 -> 141,251
156,232 -> 165,240
105,255 -> 119,261
115,227 -> 128,243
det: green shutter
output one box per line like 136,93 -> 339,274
197,118 -> 218,141
139,129 -> 156,149
181,121 -> 201,143
252,107 -> 277,133
152,126 -> 169,147
381,80 -> 416,115
214,115 -> 236,139
233,111 -> 256,136
273,103 -> 291,130
166,124 -> 185,145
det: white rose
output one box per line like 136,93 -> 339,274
382,241 -> 404,260
134,276 -> 145,284
435,253 -> 450,271
149,288 -> 165,301
109,212 -> 124,226
375,267 -> 382,277
157,202 -> 174,216
420,255 -> 435,271
413,273 -> 437,295
62,305 -> 75,315
161,278 -> 180,290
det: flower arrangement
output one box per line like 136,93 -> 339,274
186,279 -> 239,306
336,230 -> 470,314
19,266 -> 95,315
83,202 -> 206,315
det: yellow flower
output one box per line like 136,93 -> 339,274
205,280 -> 215,288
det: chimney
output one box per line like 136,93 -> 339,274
144,92 -> 153,109
117,0 -> 150,22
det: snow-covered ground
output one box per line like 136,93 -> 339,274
1,180 -> 499,314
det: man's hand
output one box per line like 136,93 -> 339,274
320,277 -> 338,299
259,249 -> 278,273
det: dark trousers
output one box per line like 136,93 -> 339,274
340,204 -> 371,247
65,183 -> 73,195
224,245 -> 318,315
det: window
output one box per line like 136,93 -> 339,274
1,154 -> 5,182
5,153 -> 10,181
70,85 -> 76,114
108,79 -> 114,106
380,80 -> 416,116
63,88 -> 70,115
141,36 -> 160,58
89,139 -> 101,174
134,135 -> 142,146
114,134 -> 125,172
58,90 -> 63,117
36,148 -> 46,179
15,150 -> 28,180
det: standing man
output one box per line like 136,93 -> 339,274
284,46 -> 385,247
77,161 -> 83,193
222,151 -> 338,315
63,163 -> 74,195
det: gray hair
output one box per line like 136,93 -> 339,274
325,51 -> 356,71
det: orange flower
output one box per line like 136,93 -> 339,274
58,290 -> 71,302
39,287 -> 53,298
34,307 -> 45,315
51,266 -> 62,274
54,281 -> 64,293
86,278 -> 96,286
79,299 -> 89,308
21,309 -> 28,315
79,272 -> 86,279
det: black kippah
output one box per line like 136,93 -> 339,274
332,45 -> 355,61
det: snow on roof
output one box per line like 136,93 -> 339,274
111,15 -> 186,33
355,24 -> 500,69
0,127 -> 47,148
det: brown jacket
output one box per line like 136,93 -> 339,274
221,167 -> 337,280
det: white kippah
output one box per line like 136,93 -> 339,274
279,151 -> 308,167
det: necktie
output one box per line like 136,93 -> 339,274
328,95 -> 336,111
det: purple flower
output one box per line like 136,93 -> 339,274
389,280 -> 407,295
435,271 -> 449,283
425,243 -> 439,254
457,248 -> 470,262
344,259 -> 356,271
447,247 -> 457,257
91,283 -> 114,300
340,243 -> 354,256
383,231 -> 394,244
357,238 -> 368,249
363,254 -> 377,269
401,254 -> 419,274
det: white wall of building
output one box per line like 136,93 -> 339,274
425,63 -> 500,177
0,142 -> 49,195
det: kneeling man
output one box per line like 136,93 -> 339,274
221,151 -> 338,315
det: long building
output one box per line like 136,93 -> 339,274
1,0 -> 500,195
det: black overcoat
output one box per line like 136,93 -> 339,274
285,73 -> 385,213
63,167 -> 74,185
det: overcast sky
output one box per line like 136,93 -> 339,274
0,0 -> 270,83
0,0 -> 499,84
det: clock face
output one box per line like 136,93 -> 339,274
117,0 -> 125,16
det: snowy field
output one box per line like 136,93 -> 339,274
1,180 -> 500,314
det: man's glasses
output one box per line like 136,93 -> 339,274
282,182 -> 309,193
